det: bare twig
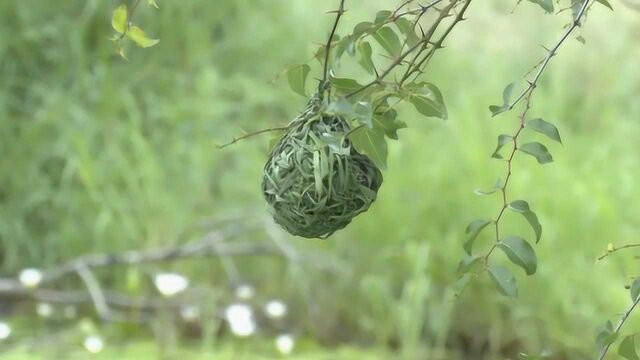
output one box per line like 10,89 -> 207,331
323,0 -> 346,85
597,243 -> 640,261
507,0 -> 592,110
216,126 -> 289,149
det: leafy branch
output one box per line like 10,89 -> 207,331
460,0 -> 595,298
110,0 -> 160,59
595,243 -> 640,359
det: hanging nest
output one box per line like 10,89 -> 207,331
262,94 -> 383,238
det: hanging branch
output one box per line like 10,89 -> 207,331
346,0 -> 463,98
483,0 -> 592,267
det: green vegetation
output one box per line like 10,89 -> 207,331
1,0 -> 639,358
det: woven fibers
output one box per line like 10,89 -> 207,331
262,98 -> 383,238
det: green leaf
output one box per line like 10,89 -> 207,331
352,22 -> 375,37
373,113 -> 406,140
475,178 -> 502,195
489,104 -> 509,117
499,235 -> 537,275
518,142 -> 553,164
286,64 -> 310,97
595,0 -> 614,9
620,335 -> 640,360
508,200 -> 542,243
457,254 -> 483,275
488,265 -> 518,298
528,0 -> 554,13
526,118 -> 562,144
334,36 -> 356,60
405,82 -> 447,120
464,219 -> 492,255
489,82 -> 517,117
631,278 -> 640,301
349,127 -> 388,169
491,134 -> 513,159
453,273 -> 472,296
502,82 -> 517,104
395,18 -> 419,47
372,26 -> 402,57
127,26 -> 159,48
147,0 -> 159,8
111,5 -> 128,34
374,10 -> 392,24
357,42 -> 375,75
596,321 -> 619,351
331,77 -> 365,94
326,98 -> 373,128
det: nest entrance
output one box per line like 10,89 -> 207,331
262,96 -> 383,238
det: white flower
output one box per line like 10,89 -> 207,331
83,335 -> 104,353
275,334 -> 295,355
36,302 -> 53,318
235,284 -> 255,300
180,305 -> 200,322
19,268 -> 43,288
224,303 -> 256,337
153,273 -> 189,297
264,300 -> 287,319
0,322 -> 11,340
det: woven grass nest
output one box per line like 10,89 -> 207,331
262,94 -> 383,238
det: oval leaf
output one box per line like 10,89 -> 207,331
405,82 -> 447,120
127,26 -> 160,48
492,134 -> 513,159
488,265 -> 518,298
499,235 -> 537,275
357,42 -> 375,75
464,219 -> 492,255
349,127 -> 388,169
526,118 -> 562,144
111,5 -> 128,34
372,26 -> 402,57
286,64 -> 310,97
518,142 -> 553,164
509,200 -> 543,243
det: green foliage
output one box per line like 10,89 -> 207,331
619,335 -> 640,360
110,1 -> 159,59
488,265 -> 518,298
286,64 -> 311,97
518,142 -> 554,164
526,118 -> 563,144
498,235 -> 538,275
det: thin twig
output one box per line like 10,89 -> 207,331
597,243 -> 640,261
323,0 -> 346,85
598,295 -> 640,360
216,126 -> 289,149
507,0 -> 592,110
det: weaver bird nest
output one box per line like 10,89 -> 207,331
262,94 -> 383,238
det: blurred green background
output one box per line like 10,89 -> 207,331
1,0 -> 639,359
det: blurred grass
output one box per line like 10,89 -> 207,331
1,0 -> 639,359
